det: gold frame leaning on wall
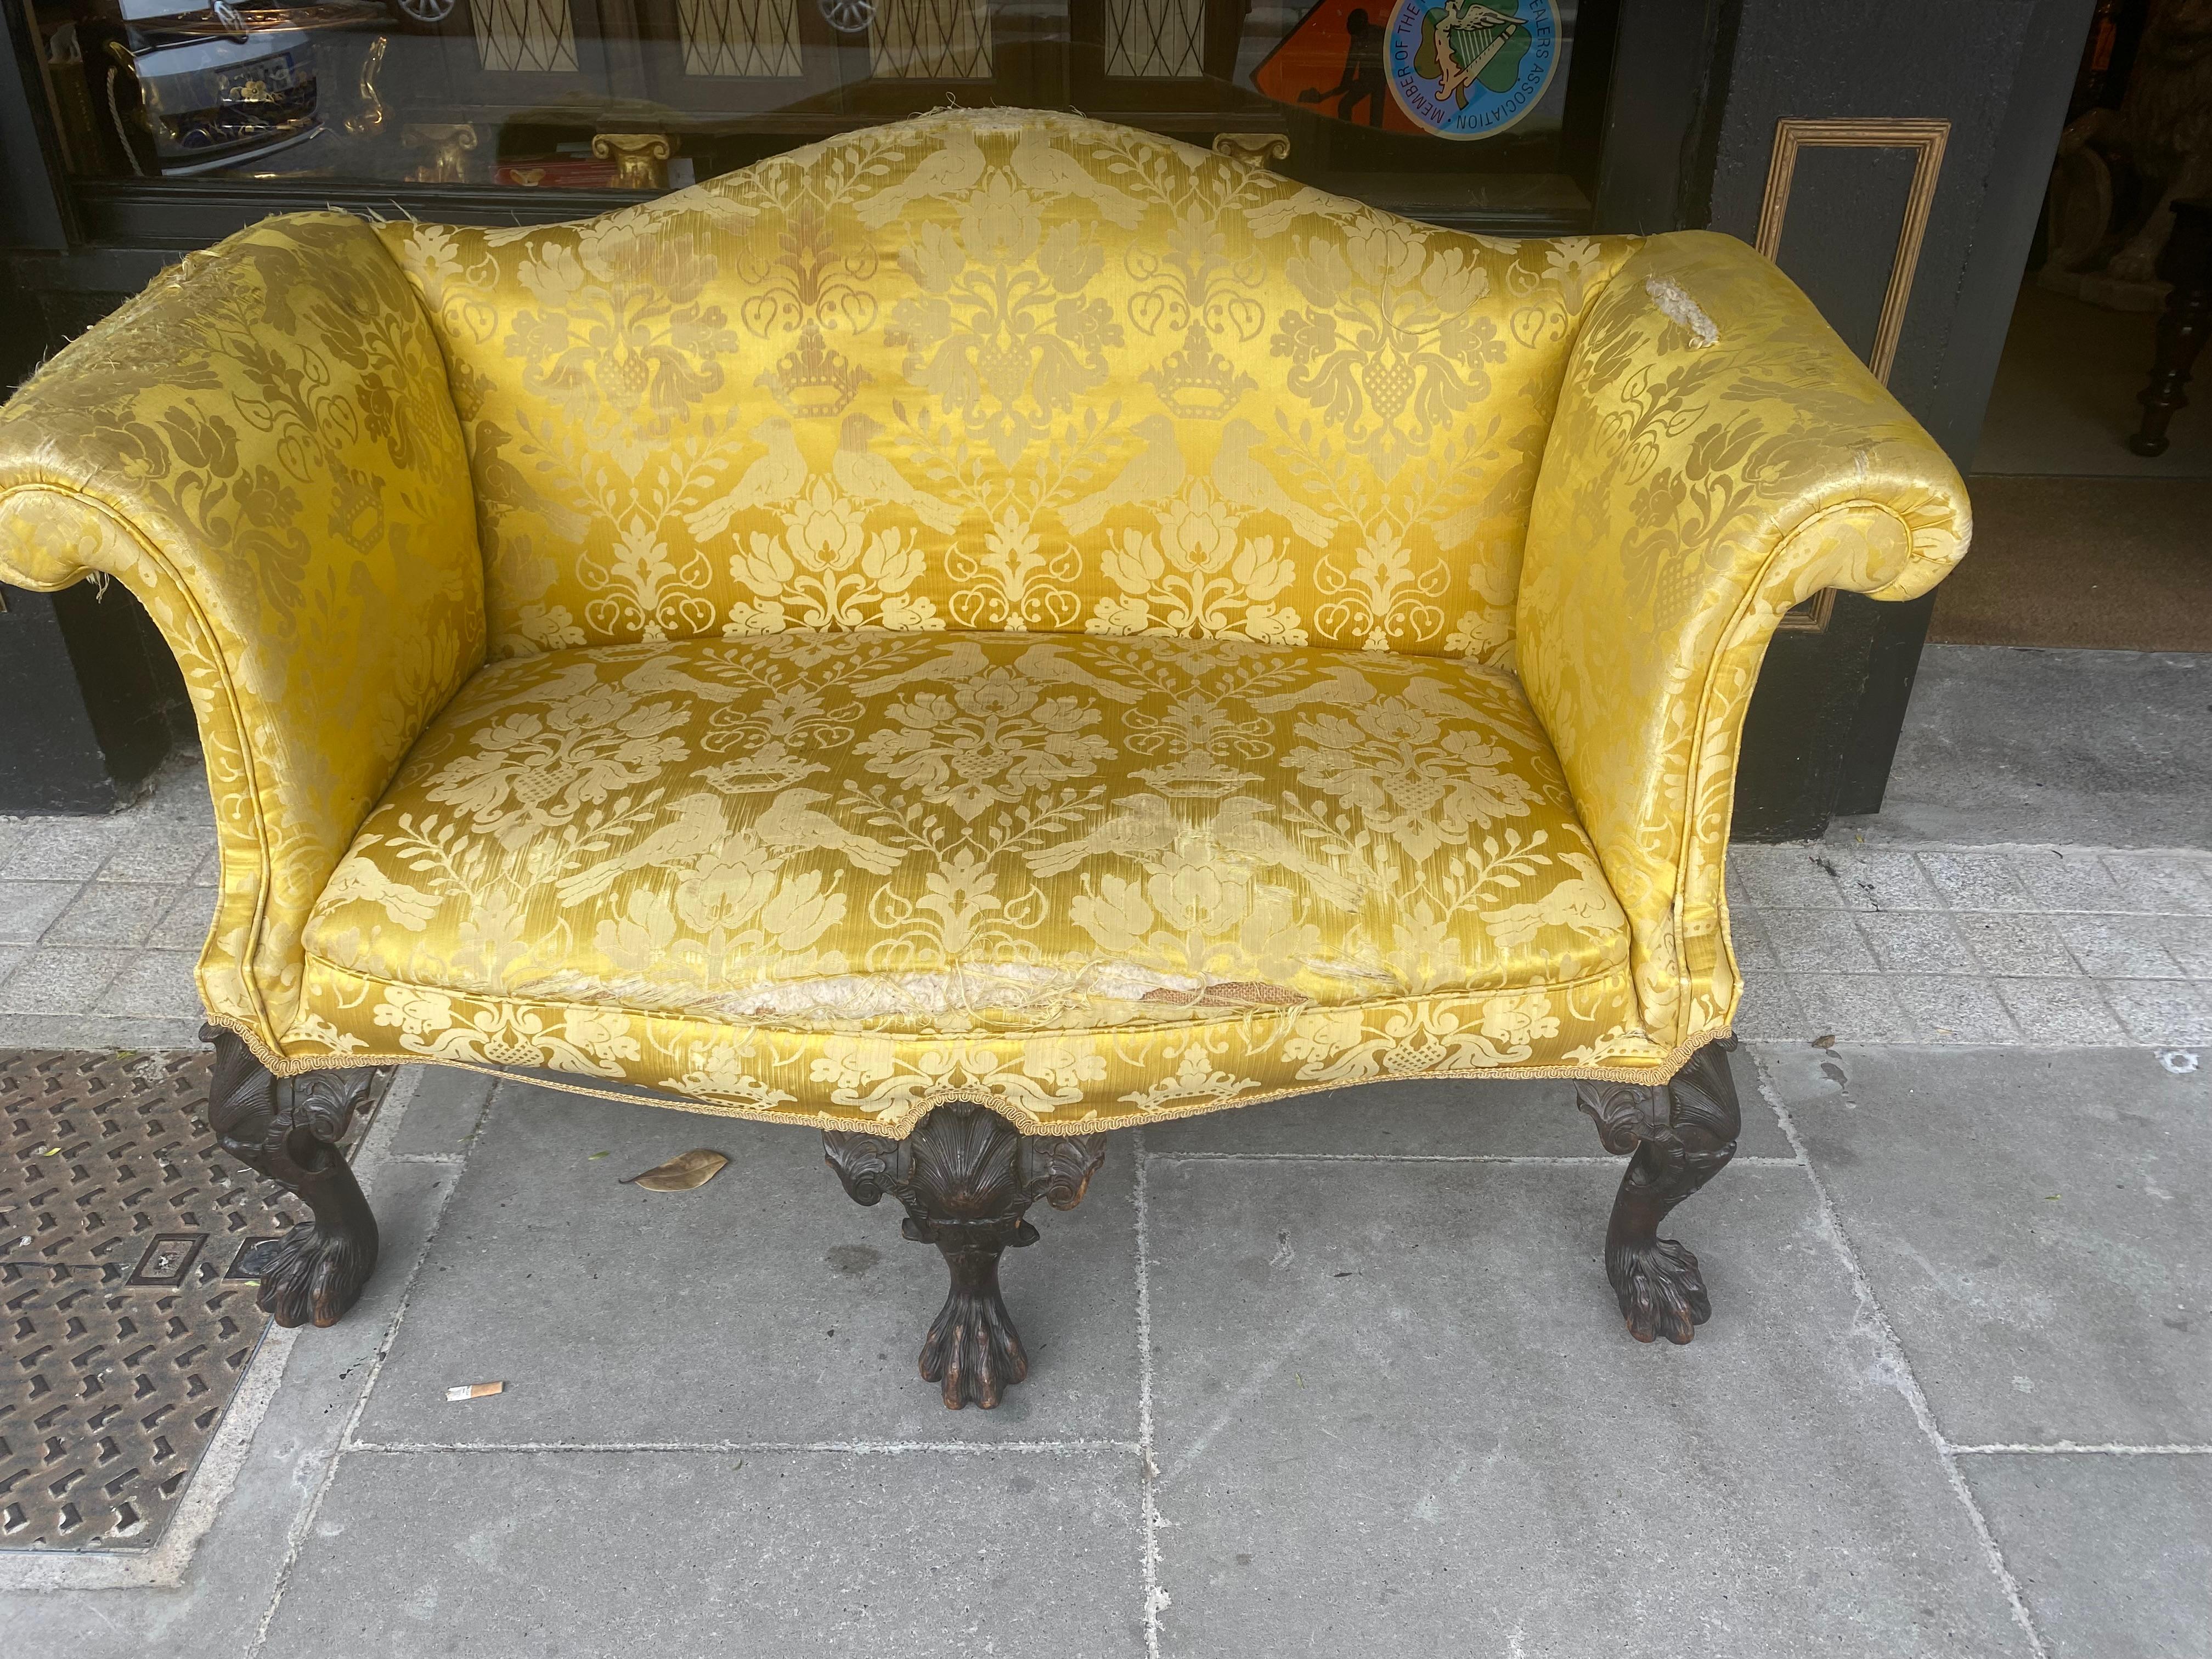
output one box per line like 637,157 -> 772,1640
1758,116 -> 1950,633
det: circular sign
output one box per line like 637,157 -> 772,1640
1385,0 -> 1559,142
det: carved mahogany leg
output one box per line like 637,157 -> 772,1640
203,1025 -> 382,1329
824,1102 -> 1107,1409
1576,1039 -> 1742,1346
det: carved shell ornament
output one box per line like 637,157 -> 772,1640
817,0 -> 874,31
394,0 -> 458,21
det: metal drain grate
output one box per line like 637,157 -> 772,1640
0,1048 -> 376,1551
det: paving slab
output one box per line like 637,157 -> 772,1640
1990,978 -> 2129,1045
1767,1045 -> 2212,1445
387,1064 -> 499,1159
0,879 -> 85,943
1969,1454 -> 2212,1659
1143,1156 -> 2034,1659
351,1082 -> 1139,1447
262,1446 -> 1144,1658
93,949 -> 202,1019
147,886 -> 219,951
0,817 -> 128,882
1832,646 -> 2212,850
93,817 -> 215,885
44,882 -> 172,947
1793,972 -> 1914,1041
1144,1048 -> 1792,1159
0,945 -> 133,1013
1886,974 -> 2024,1043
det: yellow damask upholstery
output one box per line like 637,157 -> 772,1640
0,108 -> 1970,1136
290,631 -> 1638,1124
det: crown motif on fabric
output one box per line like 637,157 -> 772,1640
757,324 -> 870,419
1139,324 -> 1259,420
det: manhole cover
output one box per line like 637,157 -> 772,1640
0,1048 -> 380,1551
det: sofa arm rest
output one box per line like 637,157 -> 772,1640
1516,231 -> 1970,1053
0,213 -> 484,1055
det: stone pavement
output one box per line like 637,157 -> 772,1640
2,1045 -> 2204,1658
0,751 -> 214,1053
2,642 -> 2207,1657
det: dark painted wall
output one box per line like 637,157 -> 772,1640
0,581 -> 192,812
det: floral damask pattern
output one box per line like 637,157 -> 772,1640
378,108 -> 1639,663
0,110 -> 1972,1139
292,631 -> 1645,1127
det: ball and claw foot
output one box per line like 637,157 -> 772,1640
1610,1235 -> 1712,1346
918,1235 -> 1032,1410
1577,1039 -> 1741,1346
251,1212 -> 381,1330
203,1025 -> 383,1329
826,1101 -> 1107,1409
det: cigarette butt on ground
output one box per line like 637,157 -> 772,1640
445,1381 -> 506,1402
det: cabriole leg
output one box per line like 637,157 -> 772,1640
1576,1039 -> 1742,1345
203,1025 -> 382,1329
824,1102 -> 1107,1410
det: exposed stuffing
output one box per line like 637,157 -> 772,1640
520,960 -> 1339,1031
1645,275 -> 1719,348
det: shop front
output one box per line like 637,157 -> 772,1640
0,0 -> 2095,830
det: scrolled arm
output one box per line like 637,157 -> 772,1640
1517,232 -> 1970,1055
0,213 -> 485,1056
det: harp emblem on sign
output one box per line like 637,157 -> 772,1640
1381,0 -> 1557,140
1424,0 -> 1522,106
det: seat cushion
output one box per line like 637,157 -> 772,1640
291,631 -> 1660,1129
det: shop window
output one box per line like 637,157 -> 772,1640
19,0 -> 1615,235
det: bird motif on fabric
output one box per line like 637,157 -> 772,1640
1212,419 -> 1338,546
1483,851 -> 1627,949
315,856 -> 443,930
853,124 -> 989,228
551,786 -> 904,910
1025,793 -> 1179,875
1007,128 -> 1146,228
1205,794 -> 1369,912
833,413 -> 963,533
1027,792 -> 1367,911
688,417 -> 807,539
1060,414 -> 1185,535
555,792 -> 731,906
752,788 -> 904,875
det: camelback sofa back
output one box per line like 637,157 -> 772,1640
0,109 -> 1969,1407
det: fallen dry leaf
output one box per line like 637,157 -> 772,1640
620,1148 -> 730,1190
1810,1034 -> 1836,1049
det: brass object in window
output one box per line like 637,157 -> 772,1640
343,35 -> 388,139
402,122 -> 479,184
1212,131 -> 1291,168
592,131 -> 675,190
